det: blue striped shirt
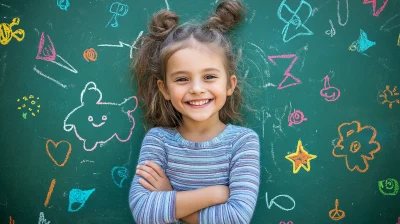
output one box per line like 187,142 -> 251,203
129,123 -> 260,224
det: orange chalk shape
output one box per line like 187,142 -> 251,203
285,140 -> 317,174
44,179 -> 56,207
83,48 -> 98,62
332,121 -> 381,173
46,139 -> 72,167
329,199 -> 345,221
379,85 -> 400,109
9,216 -> 15,224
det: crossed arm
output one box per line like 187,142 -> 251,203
136,160 -> 230,223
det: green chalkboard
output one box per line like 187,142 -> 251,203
1,0 -> 400,223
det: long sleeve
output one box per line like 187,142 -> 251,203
129,128 -> 178,224
198,130 -> 260,224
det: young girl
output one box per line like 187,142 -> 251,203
129,1 -> 260,223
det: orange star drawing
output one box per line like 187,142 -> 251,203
285,140 -> 317,174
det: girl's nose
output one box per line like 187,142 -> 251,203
189,81 -> 205,95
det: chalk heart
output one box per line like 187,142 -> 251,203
46,139 -> 72,167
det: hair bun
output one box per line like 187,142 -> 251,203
206,0 -> 246,33
149,10 -> 179,40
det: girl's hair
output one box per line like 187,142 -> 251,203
132,0 -> 246,130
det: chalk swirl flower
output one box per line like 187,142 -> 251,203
332,121 -> 381,172
288,110 -> 307,126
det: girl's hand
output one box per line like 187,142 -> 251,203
136,160 -> 173,191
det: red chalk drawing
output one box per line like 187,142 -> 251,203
363,0 -> 389,17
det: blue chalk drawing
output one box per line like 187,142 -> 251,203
56,0 -> 70,11
111,166 -> 128,188
348,29 -> 376,56
68,188 -> 95,212
277,0 -> 313,43
105,2 -> 129,28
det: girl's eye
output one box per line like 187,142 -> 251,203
205,74 -> 216,80
175,77 -> 188,82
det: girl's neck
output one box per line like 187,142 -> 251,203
177,120 -> 226,142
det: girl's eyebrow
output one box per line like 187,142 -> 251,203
169,68 -> 220,77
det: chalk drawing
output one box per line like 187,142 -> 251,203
46,139 -> 72,167
111,166 -> 128,188
44,179 -> 56,207
105,2 -> 128,28
337,0 -> 349,26
349,29 -> 376,56
63,82 -> 138,151
17,95 -> 41,118
363,0 -> 388,17
98,31 -> 143,59
33,66 -> 67,89
277,0 -> 313,42
68,188 -> 95,212
268,54 -> 301,89
0,17 -> 25,45
57,0 -> 70,11
266,192 -> 296,211
329,199 -> 345,220
379,85 -> 399,109
280,222 -> 293,224
165,0 -> 170,10
285,140 -> 317,174
380,13 -> 400,32
38,212 -> 50,224
83,48 -> 98,62
325,19 -> 336,37
332,121 -> 381,173
36,32 -> 78,73
378,178 -> 399,196
320,75 -> 341,102
288,110 -> 307,126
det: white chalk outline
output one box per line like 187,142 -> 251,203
50,55 -> 78,74
63,81 -> 138,151
380,13 -> 400,32
98,31 -> 143,58
266,192 -> 296,211
337,0 -> 349,26
33,66 -> 67,89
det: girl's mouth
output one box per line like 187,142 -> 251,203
186,99 -> 213,108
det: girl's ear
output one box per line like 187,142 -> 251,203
227,75 -> 237,96
157,80 -> 171,100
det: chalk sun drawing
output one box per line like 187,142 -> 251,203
36,32 -> 78,73
277,0 -> 313,43
363,0 -> 388,17
68,188 -> 95,212
111,166 -> 128,188
268,54 -> 301,89
349,29 -> 376,56
63,82 -> 138,151
105,2 -> 129,28
379,85 -> 399,109
265,192 -> 296,211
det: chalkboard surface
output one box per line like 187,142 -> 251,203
1,0 -> 399,223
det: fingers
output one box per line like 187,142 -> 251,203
136,165 -> 158,183
144,160 -> 166,178
138,178 -> 156,191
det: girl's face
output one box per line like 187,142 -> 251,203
157,46 -> 237,125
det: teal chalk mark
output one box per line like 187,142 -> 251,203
105,2 -> 129,28
349,29 -> 376,56
56,0 -> 70,11
22,113 -> 27,119
68,188 -> 95,212
277,0 -> 313,43
111,166 -> 128,188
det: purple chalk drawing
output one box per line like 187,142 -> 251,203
320,75 -> 341,102
63,82 -> 138,151
288,110 -> 307,126
268,54 -> 301,89
36,32 -> 56,61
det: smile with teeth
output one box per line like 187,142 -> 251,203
187,99 -> 212,106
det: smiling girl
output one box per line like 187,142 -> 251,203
129,1 -> 260,223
